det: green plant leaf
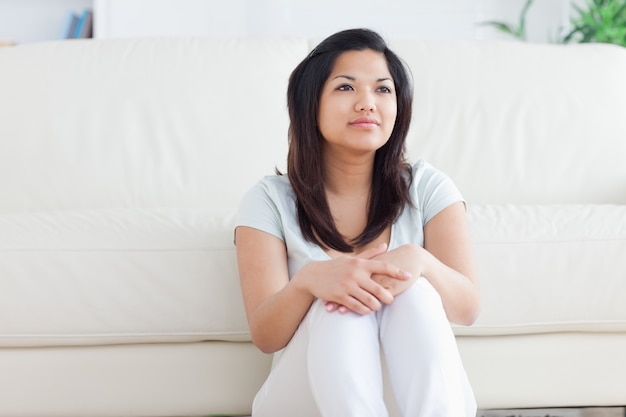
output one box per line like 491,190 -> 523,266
518,0 -> 534,39
478,0 -> 534,41
561,0 -> 626,46
479,21 -> 517,36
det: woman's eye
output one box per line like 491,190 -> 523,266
377,86 -> 393,94
337,84 -> 354,91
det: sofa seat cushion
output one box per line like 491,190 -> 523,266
0,208 -> 250,348
456,204 -> 626,336
3,204 -> 624,346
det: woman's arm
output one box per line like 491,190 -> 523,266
370,202 -> 480,325
235,226 -> 410,354
423,201 -> 480,325
235,226 -> 313,354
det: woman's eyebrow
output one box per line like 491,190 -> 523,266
332,75 -> 393,82
332,74 -> 356,81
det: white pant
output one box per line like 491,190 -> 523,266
252,277 -> 477,417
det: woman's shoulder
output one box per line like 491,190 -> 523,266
236,174 -> 295,239
410,159 -> 442,182
248,173 -> 292,192
407,159 -> 464,217
241,174 -> 294,207
408,159 -> 461,200
257,173 -> 290,186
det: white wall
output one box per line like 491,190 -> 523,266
94,0 -> 582,43
0,0 -> 586,44
245,0 -> 482,40
245,0 -> 571,42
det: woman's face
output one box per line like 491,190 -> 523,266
318,49 -> 397,158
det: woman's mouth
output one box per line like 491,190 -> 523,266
350,117 -> 380,128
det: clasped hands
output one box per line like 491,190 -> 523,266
298,243 -> 422,315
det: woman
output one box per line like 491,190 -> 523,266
235,28 -> 480,417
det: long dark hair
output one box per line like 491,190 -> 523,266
286,28 -> 413,252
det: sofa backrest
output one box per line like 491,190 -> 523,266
0,38 -> 306,213
1,38 -> 625,212
393,40 -> 626,205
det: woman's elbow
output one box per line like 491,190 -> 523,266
250,330 -> 287,355
450,291 -> 481,326
456,307 -> 480,326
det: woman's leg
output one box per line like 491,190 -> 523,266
379,277 -> 477,417
251,311 -> 321,417
252,299 -> 388,417
307,299 -> 388,417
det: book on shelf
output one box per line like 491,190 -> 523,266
61,11 -> 79,39
61,8 -> 93,39
74,9 -> 93,38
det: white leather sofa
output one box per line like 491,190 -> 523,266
0,36 -> 625,417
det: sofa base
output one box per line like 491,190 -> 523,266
1,333 -> 624,416
0,341 -> 272,417
459,332 -> 626,409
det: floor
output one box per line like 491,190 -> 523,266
233,408 -> 626,417
477,408 -> 626,417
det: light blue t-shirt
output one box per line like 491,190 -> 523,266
235,160 -> 463,279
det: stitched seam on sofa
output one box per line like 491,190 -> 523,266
0,331 -> 251,338
453,322 -> 626,336
473,237 -> 626,245
0,248 -> 235,252
469,320 -> 626,327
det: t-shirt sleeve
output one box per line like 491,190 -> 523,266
413,161 -> 465,225
234,179 -> 285,242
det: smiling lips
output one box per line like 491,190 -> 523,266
349,117 -> 380,128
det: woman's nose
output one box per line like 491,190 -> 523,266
355,93 -> 376,112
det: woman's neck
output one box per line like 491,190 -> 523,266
323,151 -> 374,199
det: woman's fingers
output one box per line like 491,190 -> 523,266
367,259 -> 412,282
340,290 -> 381,315
328,280 -> 392,314
324,301 -> 340,312
321,252 -> 411,315
324,301 -> 352,315
324,284 -> 386,314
